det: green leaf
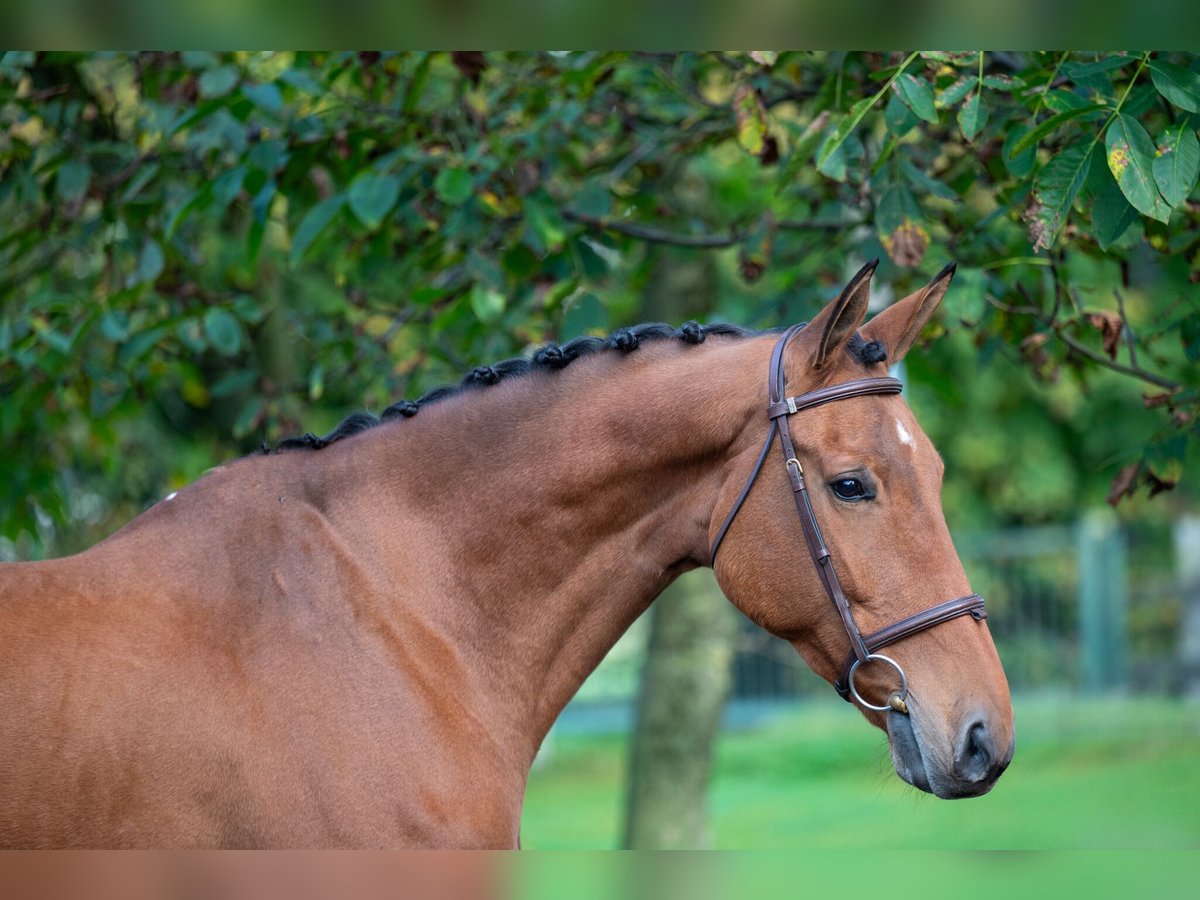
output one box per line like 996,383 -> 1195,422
232,396 -> 264,439
203,308 -> 243,356
1009,105 -> 1106,158
524,195 -> 566,254
1003,126 -> 1037,178
733,84 -> 768,155
469,283 -> 506,324
118,326 -> 169,366
164,186 -> 212,239
212,166 -> 246,208
982,74 -> 1022,91
1182,313 -> 1200,363
1062,55 -> 1137,80
1032,144 -> 1092,249
1152,121 -> 1200,208
433,167 -> 474,205
210,369 -> 257,398
1090,149 -> 1140,251
290,194 -> 345,266
884,93 -> 918,137
815,97 -> 873,171
55,160 -> 90,203
134,240 -> 164,286
817,132 -> 862,183
198,65 -> 240,99
901,159 -> 957,200
242,82 -> 283,115
875,184 -> 928,266
957,90 -> 988,142
935,75 -> 974,109
308,363 -> 325,401
347,174 -> 400,229
1106,113 -> 1171,223
1149,60 -> 1200,113
893,74 -> 938,124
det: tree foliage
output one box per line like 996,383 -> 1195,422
1,51 -> 1198,554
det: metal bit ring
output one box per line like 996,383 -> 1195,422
847,653 -> 909,713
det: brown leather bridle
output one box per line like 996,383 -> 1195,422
710,324 -> 986,714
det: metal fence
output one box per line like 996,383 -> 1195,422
563,512 -> 1195,731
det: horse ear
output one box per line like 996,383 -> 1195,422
860,262 -> 956,364
805,258 -> 878,370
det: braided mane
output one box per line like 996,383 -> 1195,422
275,321 -> 886,452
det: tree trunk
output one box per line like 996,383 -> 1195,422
623,571 -> 737,848
622,235 -> 738,849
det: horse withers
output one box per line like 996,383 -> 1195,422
0,262 -> 1012,847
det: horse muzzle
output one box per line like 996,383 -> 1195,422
887,707 -> 1014,799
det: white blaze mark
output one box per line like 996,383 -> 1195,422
896,418 -> 915,450
164,491 -> 178,502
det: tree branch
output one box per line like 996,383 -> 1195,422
999,289 -> 1181,391
561,209 -> 745,248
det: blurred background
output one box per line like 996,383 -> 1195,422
1,51 -> 1197,848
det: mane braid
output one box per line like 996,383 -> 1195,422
273,320 -> 760,453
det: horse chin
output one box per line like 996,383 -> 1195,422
886,708 -> 933,794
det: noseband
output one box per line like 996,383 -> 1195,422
710,325 -> 986,714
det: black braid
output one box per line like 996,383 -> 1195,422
276,320 -> 765,452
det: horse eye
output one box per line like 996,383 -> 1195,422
831,478 -> 868,500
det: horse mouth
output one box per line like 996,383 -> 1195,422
886,708 -> 933,793
887,707 -> 1011,799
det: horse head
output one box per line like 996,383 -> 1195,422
712,262 -> 1014,799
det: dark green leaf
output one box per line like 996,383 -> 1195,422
232,397 -> 264,439
198,66 -> 239,99
1062,55 -> 1137,80
1152,121 -> 1200,208
1105,114 -> 1171,223
1182,313 -> 1200,363
1149,60 -> 1200,113
290,195 -> 345,266
1009,104 -> 1106,157
982,74 -> 1023,91
203,308 -> 243,356
99,311 -> 130,342
815,97 -> 873,171
901,159 -> 957,200
893,74 -> 938,124
347,174 -> 400,229
817,131 -> 862,183
1090,149 -> 1140,251
958,91 -> 988,142
1032,144 -> 1092,249
134,240 -> 164,286
884,93 -> 918,137
118,326 -> 169,366
210,369 -> 257,398
55,160 -> 90,203
164,187 -> 212,239
212,166 -> 246,208
242,82 -> 283,115
935,75 -> 973,110
434,167 -> 474,205
1003,126 -> 1037,178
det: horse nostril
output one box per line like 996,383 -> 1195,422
954,720 -> 994,783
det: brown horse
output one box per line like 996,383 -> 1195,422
0,262 -> 1013,848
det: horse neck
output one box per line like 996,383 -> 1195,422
329,335 -> 774,759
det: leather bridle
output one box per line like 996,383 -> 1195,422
710,324 -> 986,714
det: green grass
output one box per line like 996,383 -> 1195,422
521,696 -> 1200,849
